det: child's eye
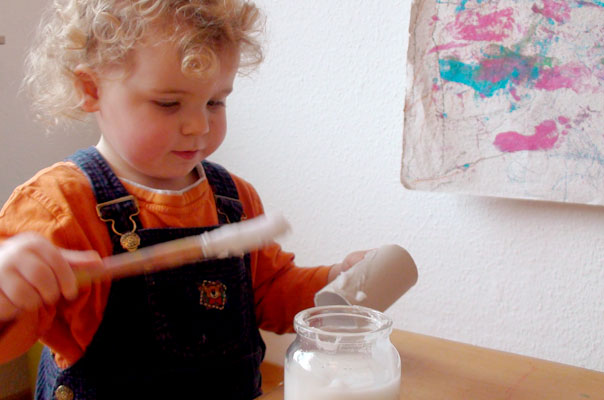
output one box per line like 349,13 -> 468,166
154,101 -> 180,108
207,100 -> 225,108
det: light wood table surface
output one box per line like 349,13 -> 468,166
259,329 -> 604,399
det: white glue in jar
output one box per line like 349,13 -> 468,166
284,305 -> 401,400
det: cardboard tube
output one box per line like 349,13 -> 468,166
314,244 -> 418,312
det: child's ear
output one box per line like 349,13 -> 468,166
73,65 -> 100,112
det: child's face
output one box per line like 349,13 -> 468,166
92,40 -> 240,190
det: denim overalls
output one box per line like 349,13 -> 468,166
36,147 -> 265,399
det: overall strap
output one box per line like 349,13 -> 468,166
200,160 -> 251,275
69,149 -> 244,249
202,160 -> 245,224
69,147 -> 142,252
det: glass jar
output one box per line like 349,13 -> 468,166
284,305 -> 401,400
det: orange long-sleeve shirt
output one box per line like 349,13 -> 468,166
0,160 -> 329,367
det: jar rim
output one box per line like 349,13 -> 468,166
293,305 -> 393,339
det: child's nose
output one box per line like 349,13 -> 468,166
182,111 -> 210,136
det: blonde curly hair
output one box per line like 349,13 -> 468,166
23,0 -> 264,126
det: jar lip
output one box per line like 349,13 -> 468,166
294,305 -> 393,338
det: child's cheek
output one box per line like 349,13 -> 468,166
123,129 -> 161,160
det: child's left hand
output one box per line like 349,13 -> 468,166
327,249 -> 372,283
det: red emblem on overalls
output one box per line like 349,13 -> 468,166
198,280 -> 227,310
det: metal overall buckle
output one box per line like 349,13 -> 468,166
96,195 -> 141,252
214,194 -> 247,224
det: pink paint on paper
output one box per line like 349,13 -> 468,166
536,63 -> 590,92
428,42 -> 470,54
532,0 -> 571,23
493,120 -> 560,152
535,62 -> 592,93
557,116 -> 570,125
449,8 -> 515,42
509,88 -> 522,101
478,58 -> 514,82
557,116 -> 571,136
477,56 -> 535,84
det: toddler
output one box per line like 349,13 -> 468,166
0,1 -> 364,399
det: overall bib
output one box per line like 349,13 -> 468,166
36,147 -> 265,399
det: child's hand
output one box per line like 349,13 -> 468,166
0,233 -> 102,322
327,249 -> 373,283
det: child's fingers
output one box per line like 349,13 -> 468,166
61,249 -> 104,272
17,252 -> 61,306
0,269 -> 43,312
5,233 -> 78,302
60,249 -> 104,294
0,233 -> 101,308
0,291 -> 19,322
28,241 -> 81,302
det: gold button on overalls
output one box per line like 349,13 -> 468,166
55,385 -> 74,400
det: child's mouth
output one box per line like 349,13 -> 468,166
173,150 -> 199,160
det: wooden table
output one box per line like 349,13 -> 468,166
259,329 -> 604,399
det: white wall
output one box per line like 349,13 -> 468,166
0,1 -> 98,195
1,0 -> 602,382
213,0 -> 604,372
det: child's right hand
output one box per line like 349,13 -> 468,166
0,232 -> 102,322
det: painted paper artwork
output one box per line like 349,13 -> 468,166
401,0 -> 604,205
